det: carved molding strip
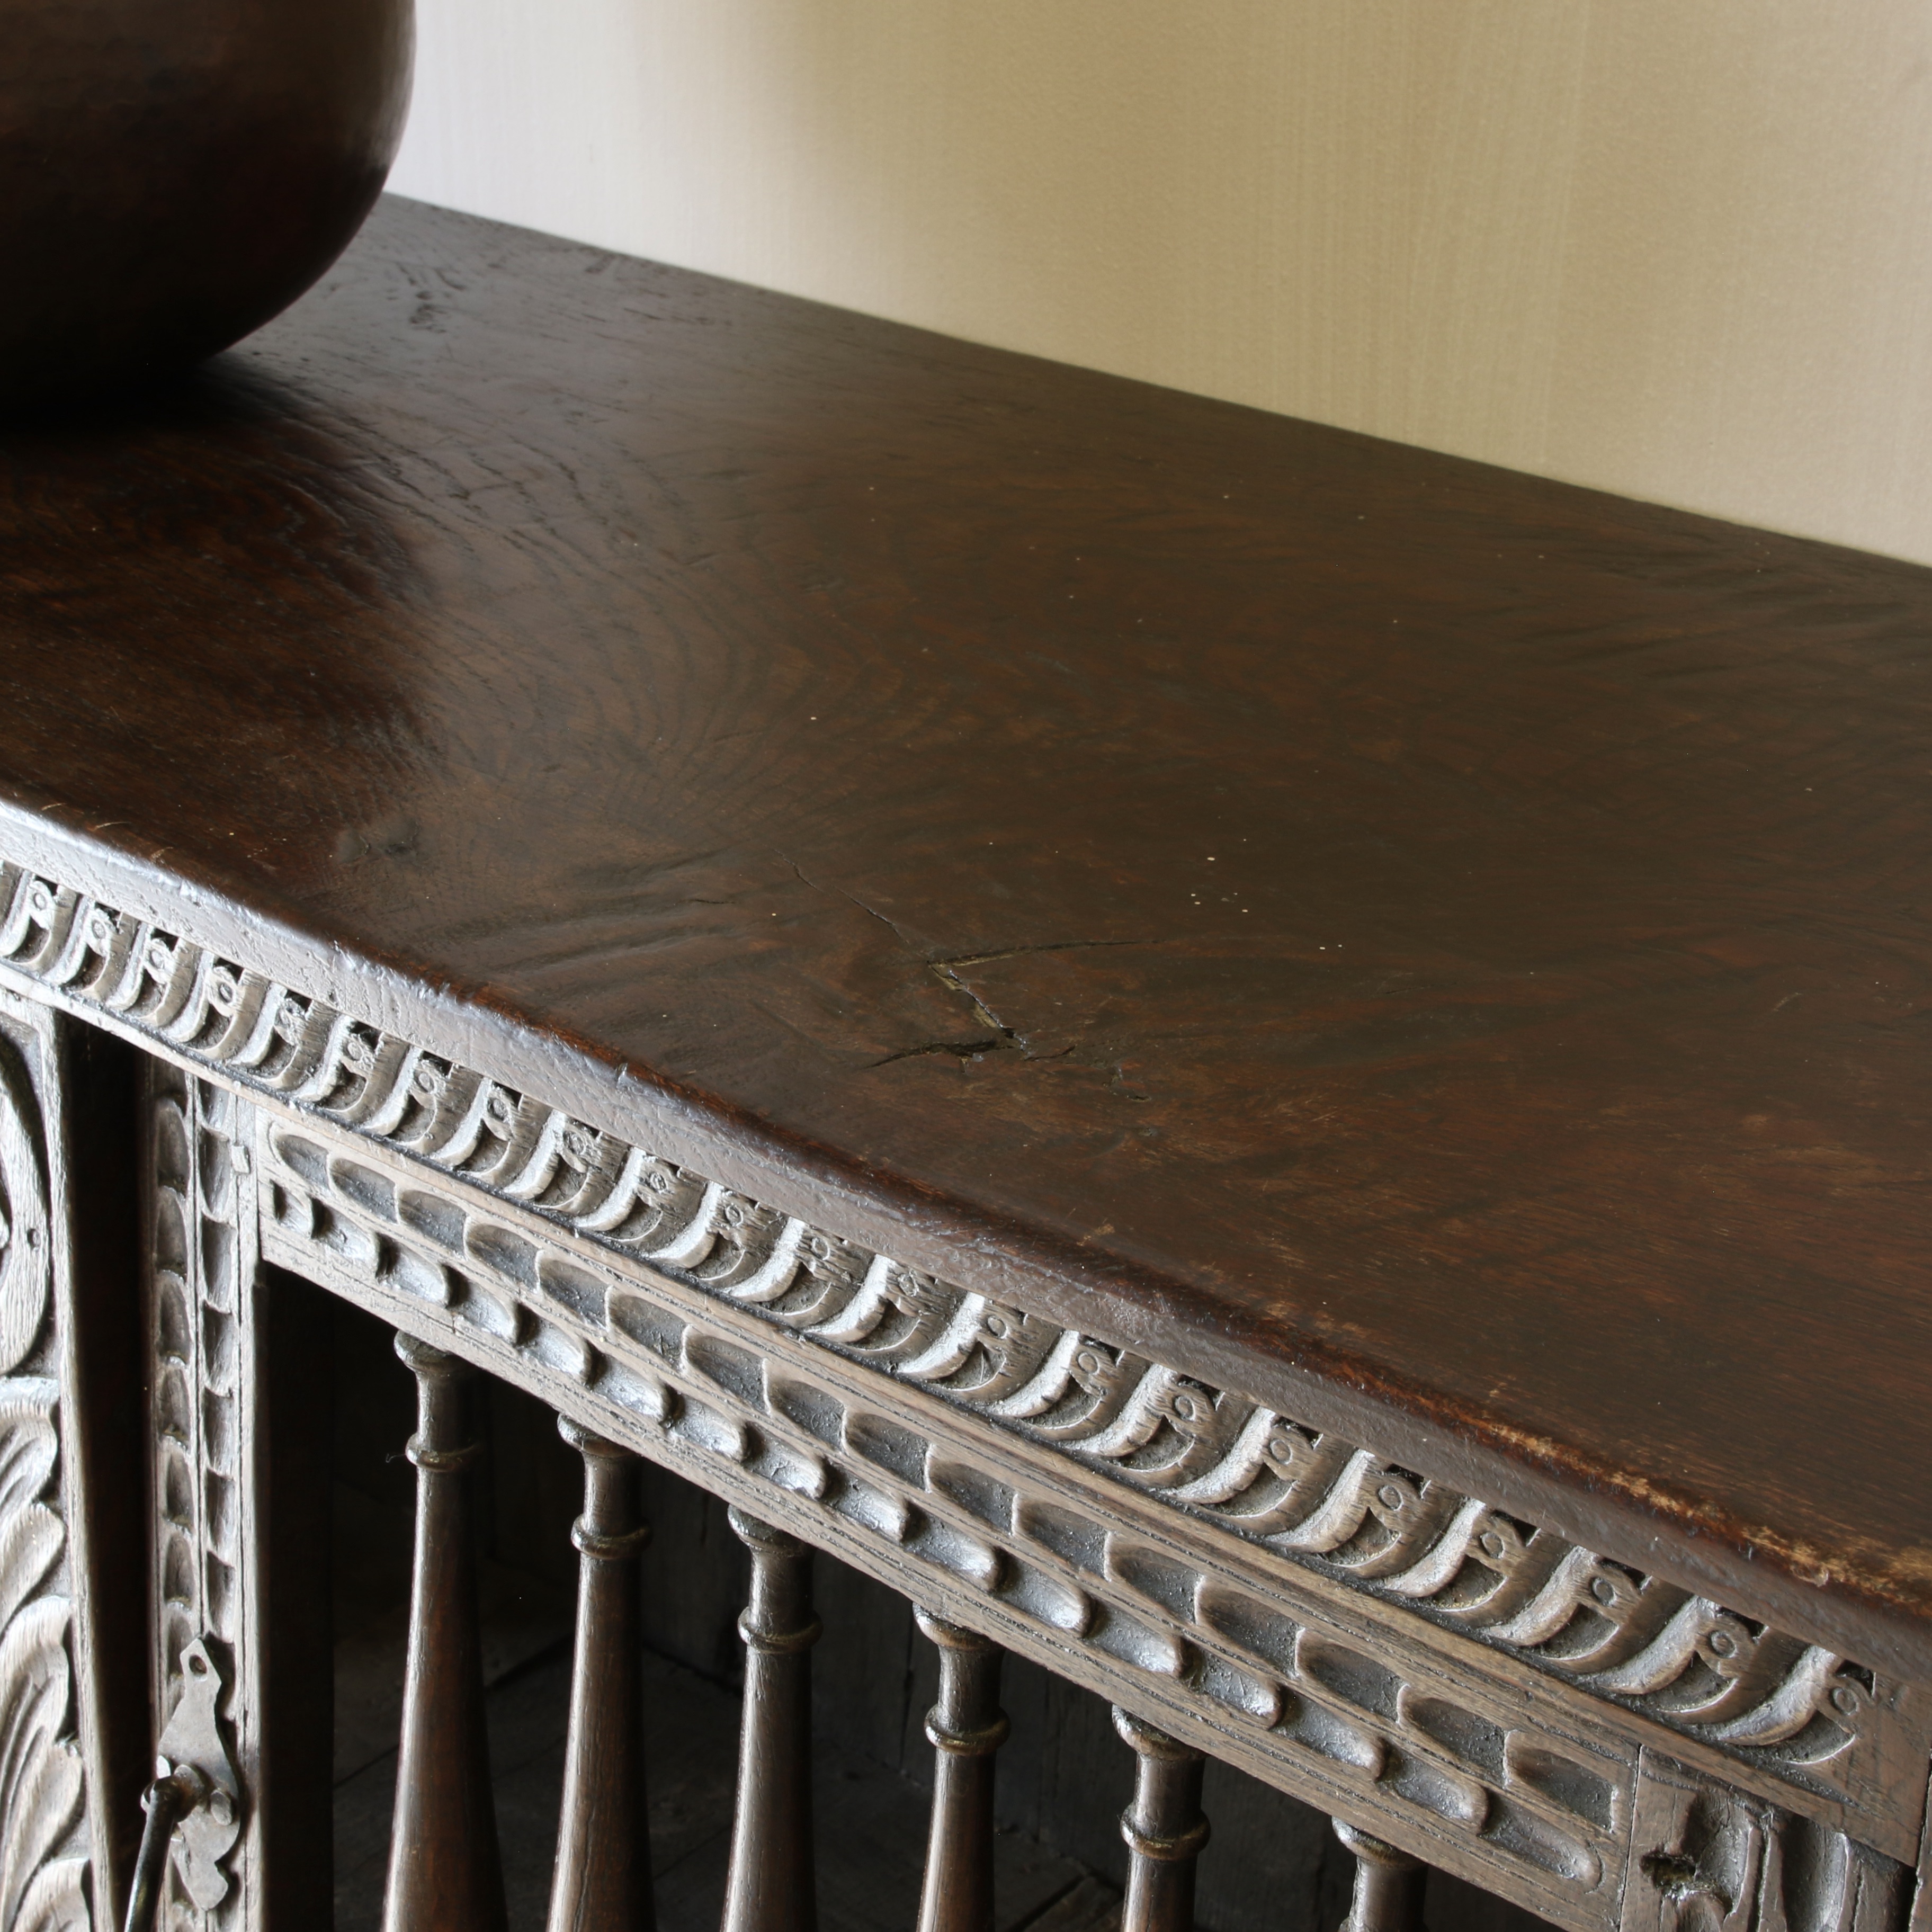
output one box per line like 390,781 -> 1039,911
0,860 -> 1907,1826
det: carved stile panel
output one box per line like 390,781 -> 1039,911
146,1069 -> 261,1932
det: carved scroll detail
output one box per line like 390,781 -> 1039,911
0,862 -> 1898,1812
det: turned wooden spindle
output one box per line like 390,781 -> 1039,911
720,1509 -> 821,1932
1332,1821 -> 1427,1932
1113,1708 -> 1210,1932
913,1611 -> 1009,1932
383,1334 -> 507,1932
548,1418 -> 654,1932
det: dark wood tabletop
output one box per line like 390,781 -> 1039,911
6,195 -> 1931,1678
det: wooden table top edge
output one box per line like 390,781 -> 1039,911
5,785 -> 1923,1688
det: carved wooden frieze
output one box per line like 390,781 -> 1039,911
254,1109 -> 1633,1930
245,1105 -> 1909,1932
0,1025 -> 92,1930
146,1068 -> 260,1931
0,861 -> 1921,1890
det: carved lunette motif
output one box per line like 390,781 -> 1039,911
0,863 -> 1900,1814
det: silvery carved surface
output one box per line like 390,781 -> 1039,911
1624,1752 -> 1907,1932
0,862 -> 1889,1798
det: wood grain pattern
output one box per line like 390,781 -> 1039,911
2,193 -> 1931,1685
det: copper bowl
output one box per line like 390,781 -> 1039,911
0,0 -> 413,409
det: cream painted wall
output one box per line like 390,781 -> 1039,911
389,3 -> 1932,566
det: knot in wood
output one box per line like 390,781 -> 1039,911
1333,1820 -> 1423,1871
726,1506 -> 804,1554
571,1517 -> 651,1561
1119,1809 -> 1211,1864
405,1433 -> 482,1473
924,1706 -> 1010,1757
1111,1707 -> 1200,1763
1640,1851 -> 1710,1904
737,1608 -> 822,1656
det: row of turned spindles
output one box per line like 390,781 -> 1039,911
384,1332 -> 1430,1932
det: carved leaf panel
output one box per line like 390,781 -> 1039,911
1624,1752 -> 1907,1932
0,1004 -> 95,1932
